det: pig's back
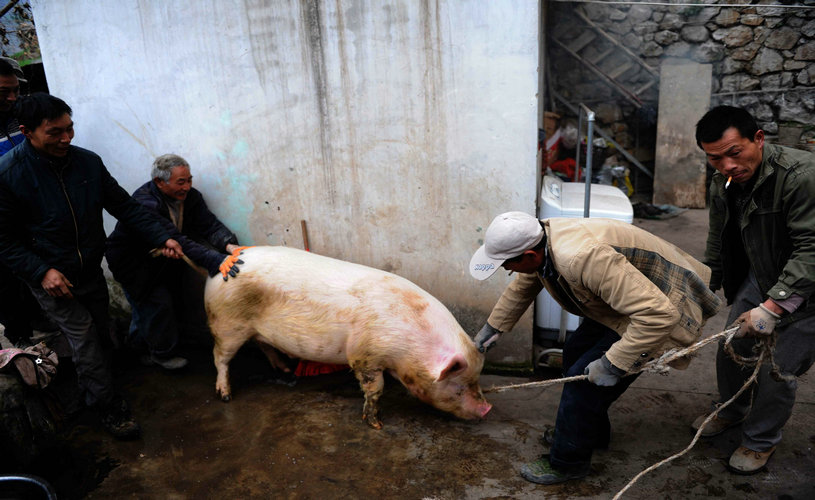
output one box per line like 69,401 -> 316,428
204,246 -> 458,364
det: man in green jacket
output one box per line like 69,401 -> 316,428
692,106 -> 815,474
470,213 -> 720,485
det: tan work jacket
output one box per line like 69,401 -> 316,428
487,218 -> 721,372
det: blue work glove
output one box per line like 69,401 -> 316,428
474,323 -> 501,353
584,355 -> 626,386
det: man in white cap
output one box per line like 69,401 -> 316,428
470,212 -> 721,485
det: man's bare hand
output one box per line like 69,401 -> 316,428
160,238 -> 184,259
41,268 -> 73,298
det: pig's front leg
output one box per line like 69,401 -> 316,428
353,366 -> 385,429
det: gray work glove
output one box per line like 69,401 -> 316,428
730,304 -> 781,338
474,323 -> 502,353
584,355 -> 626,386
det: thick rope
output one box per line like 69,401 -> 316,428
612,344 -> 766,499
482,326 -> 777,498
483,326 -> 740,394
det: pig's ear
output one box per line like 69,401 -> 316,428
436,354 -> 469,382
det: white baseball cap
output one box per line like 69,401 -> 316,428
469,211 -> 544,280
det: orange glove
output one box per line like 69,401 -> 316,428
230,245 -> 254,256
219,246 -> 254,281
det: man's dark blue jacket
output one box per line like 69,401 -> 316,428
105,181 -> 237,300
0,140 -> 171,286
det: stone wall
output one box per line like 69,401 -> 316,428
548,0 -> 815,178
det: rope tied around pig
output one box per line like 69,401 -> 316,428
483,326 -> 793,499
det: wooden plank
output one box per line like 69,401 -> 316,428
566,31 -> 596,53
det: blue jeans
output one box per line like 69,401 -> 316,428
549,318 -> 641,471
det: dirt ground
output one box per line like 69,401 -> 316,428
5,208 -> 815,499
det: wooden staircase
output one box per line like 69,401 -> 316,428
549,7 -> 659,108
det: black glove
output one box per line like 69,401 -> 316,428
584,355 -> 626,386
474,323 -> 501,353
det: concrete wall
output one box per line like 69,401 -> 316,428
30,1 -> 539,355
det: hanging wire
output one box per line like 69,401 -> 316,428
552,0 -> 815,9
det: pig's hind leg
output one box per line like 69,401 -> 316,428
351,363 -> 385,429
213,332 -> 248,402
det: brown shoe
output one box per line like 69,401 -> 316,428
691,413 -> 743,437
728,446 -> 776,474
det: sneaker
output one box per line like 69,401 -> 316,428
141,353 -> 188,370
691,413 -> 744,437
99,398 -> 141,440
728,445 -> 776,474
519,454 -> 589,485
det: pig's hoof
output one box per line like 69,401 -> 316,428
219,393 -> 232,402
363,415 -> 383,430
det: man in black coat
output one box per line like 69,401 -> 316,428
106,153 -> 242,371
0,93 -> 184,439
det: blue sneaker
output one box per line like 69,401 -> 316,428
520,455 -> 590,485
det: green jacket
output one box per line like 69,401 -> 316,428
705,143 -> 815,324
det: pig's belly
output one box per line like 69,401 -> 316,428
252,305 -> 355,365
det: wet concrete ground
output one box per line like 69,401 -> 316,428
6,208 -> 815,499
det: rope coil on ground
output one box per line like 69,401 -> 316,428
482,325 -> 777,499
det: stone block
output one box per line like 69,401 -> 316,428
693,41 -> 725,63
712,26 -> 753,48
665,41 -> 691,58
731,42 -> 761,61
655,30 -> 679,45
749,47 -> 784,75
795,42 -> 815,61
765,27 -> 800,50
740,14 -> 764,26
714,9 -> 740,27
628,5 -> 653,24
681,25 -> 710,43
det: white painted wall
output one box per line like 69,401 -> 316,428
31,0 -> 538,337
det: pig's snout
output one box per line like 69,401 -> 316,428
466,401 -> 491,419
455,397 -> 492,420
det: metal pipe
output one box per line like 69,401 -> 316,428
580,104 -> 595,218
0,475 -> 57,500
553,90 -> 653,179
575,111 -> 583,182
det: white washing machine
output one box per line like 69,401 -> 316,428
534,175 -> 633,368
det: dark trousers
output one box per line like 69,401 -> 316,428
124,262 -> 208,357
0,263 -> 42,345
549,318 -> 641,470
27,272 -> 115,408
715,272 -> 815,451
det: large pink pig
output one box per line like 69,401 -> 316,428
204,246 -> 492,429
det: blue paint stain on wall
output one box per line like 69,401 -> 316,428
231,140 -> 249,158
220,111 -> 232,127
220,138 -> 256,243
